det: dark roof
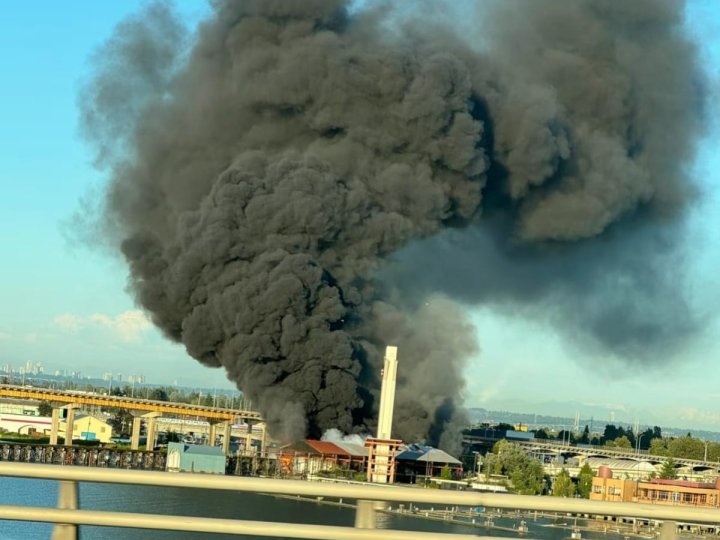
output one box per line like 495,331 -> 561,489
396,444 -> 462,465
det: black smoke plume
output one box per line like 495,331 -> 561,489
80,0 -> 705,449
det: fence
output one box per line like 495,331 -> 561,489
0,442 -> 165,469
0,461 -> 717,539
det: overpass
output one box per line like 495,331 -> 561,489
0,384 -> 263,454
464,435 -> 720,474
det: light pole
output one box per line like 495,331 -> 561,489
473,451 -> 480,479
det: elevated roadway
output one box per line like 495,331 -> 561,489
0,384 -> 260,422
0,384 -> 263,453
464,435 -> 720,471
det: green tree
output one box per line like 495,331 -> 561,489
602,424 -> 619,444
440,465 -> 453,480
577,463 -> 594,498
650,438 -> 669,456
707,442 -> 720,462
37,401 -> 53,417
510,459 -> 546,495
659,458 -> 678,479
605,435 -> 632,449
534,429 -> 549,440
667,435 -> 704,460
636,427 -> 660,450
150,388 -> 169,401
552,468 -> 576,497
483,440 -> 546,495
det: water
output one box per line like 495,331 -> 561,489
0,478 -> 640,539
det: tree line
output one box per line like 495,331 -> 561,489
535,423 -> 719,461
480,440 -> 683,497
532,424 -> 663,450
481,440 -> 595,497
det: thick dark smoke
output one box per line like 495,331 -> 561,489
80,0 -> 705,450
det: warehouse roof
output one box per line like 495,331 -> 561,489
585,457 -> 656,472
396,444 -> 461,465
332,441 -> 367,457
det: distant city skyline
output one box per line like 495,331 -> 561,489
1,2 -> 719,431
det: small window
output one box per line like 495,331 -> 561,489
100,427 -> 106,433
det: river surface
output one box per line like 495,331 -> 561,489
0,477 -> 644,539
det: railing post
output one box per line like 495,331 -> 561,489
660,521 -> 677,540
51,480 -> 78,540
355,499 -> 377,529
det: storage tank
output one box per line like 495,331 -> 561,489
598,466 -> 613,479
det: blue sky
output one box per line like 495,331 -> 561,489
0,1 -> 719,428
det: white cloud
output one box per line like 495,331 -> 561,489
676,408 -> 720,426
53,313 -> 84,332
53,310 -> 152,342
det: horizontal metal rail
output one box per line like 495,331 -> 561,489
1,462 -> 719,524
0,505 -> 482,540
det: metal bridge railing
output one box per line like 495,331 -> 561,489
0,462 -> 716,539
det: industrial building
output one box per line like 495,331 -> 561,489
636,478 -> 720,507
590,468 -> 638,502
59,414 -> 113,443
277,440 -> 368,478
590,467 -> 720,508
0,413 -> 51,435
166,442 -> 226,474
395,444 -> 463,484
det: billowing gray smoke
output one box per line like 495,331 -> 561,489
80,0 -> 705,450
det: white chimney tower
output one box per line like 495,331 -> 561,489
365,345 -> 402,484
376,345 -> 398,440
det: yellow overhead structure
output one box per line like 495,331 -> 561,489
0,384 -> 260,423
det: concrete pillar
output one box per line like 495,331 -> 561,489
50,408 -> 60,446
129,411 -> 160,450
222,422 -> 231,455
208,422 -> 218,447
245,420 -> 255,456
63,407 -> 75,447
145,417 -> 157,451
130,416 -> 142,451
